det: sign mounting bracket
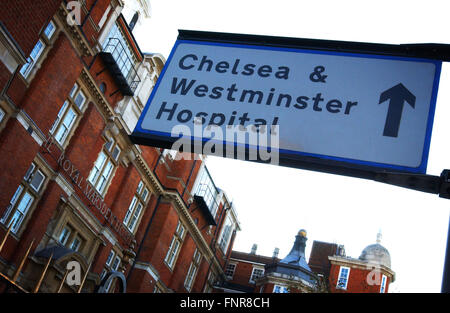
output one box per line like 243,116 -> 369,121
372,169 -> 450,199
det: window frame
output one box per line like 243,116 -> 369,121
249,267 -> 264,284
87,137 -> 121,196
184,249 -> 202,291
336,266 -> 351,290
19,39 -> 45,78
19,20 -> 57,80
224,262 -> 236,279
164,221 -> 186,270
1,162 -> 47,234
380,274 -> 387,293
273,284 -> 289,293
58,225 -> 73,245
57,222 -> 86,253
102,22 -> 138,79
123,180 -> 150,233
100,248 -> 123,293
50,83 -> 87,147
218,214 -> 234,254
0,107 -> 5,124
43,20 -> 56,40
192,164 -> 219,218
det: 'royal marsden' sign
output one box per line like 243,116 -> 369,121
43,137 -> 134,245
131,31 -> 442,175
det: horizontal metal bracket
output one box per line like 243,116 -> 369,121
373,169 -> 450,199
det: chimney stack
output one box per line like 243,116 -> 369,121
250,244 -> 257,255
272,247 -> 280,258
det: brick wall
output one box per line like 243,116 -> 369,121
329,263 -> 390,293
0,0 -> 61,57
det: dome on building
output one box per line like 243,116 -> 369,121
359,232 -> 391,268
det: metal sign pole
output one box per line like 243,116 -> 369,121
442,215 -> 450,293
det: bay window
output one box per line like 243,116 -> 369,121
192,165 -> 219,218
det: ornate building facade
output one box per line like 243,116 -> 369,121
0,0 -> 240,293
220,230 -> 395,293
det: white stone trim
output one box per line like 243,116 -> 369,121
134,261 -> 159,281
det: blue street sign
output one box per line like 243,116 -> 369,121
131,31 -> 442,175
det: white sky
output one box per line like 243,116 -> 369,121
132,0 -> 450,292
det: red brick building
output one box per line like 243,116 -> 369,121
326,233 -> 395,293
221,230 -> 395,293
0,0 -> 240,293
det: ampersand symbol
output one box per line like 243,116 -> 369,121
309,65 -> 327,83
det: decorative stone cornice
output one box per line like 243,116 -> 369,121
328,255 -> 396,282
56,4 -> 94,57
133,154 -> 164,194
79,68 -> 114,120
163,191 -> 224,275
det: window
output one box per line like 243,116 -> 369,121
164,221 -> 185,269
192,165 -> 219,217
0,107 -> 5,124
184,249 -> 202,291
111,256 -> 121,271
19,21 -> 56,78
50,83 -> 87,146
336,266 -> 350,290
106,250 -> 115,267
57,223 -> 86,253
224,263 -> 236,279
58,225 -> 73,245
70,235 -> 84,252
103,137 -> 121,161
106,255 -> 121,292
87,138 -> 121,195
102,22 -> 137,79
101,249 -> 122,292
43,21 -> 56,39
1,162 -> 46,234
19,39 -> 45,78
218,214 -> 234,253
273,285 -> 289,293
380,274 -> 387,293
123,181 -> 150,232
249,267 -> 264,284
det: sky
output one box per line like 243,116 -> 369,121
131,0 -> 450,292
